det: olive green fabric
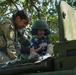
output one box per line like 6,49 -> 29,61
0,19 -> 19,62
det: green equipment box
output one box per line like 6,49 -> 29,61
54,40 -> 76,70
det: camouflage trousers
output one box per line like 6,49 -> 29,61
0,51 -> 11,63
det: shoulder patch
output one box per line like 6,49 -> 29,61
10,30 -> 15,40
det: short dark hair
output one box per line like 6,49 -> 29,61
31,29 -> 50,36
12,9 -> 30,20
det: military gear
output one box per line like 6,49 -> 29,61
17,29 -> 30,55
0,1 -> 76,75
0,19 -> 19,63
31,20 -> 50,35
0,51 -> 11,63
32,20 -> 49,30
58,1 -> 76,41
1,54 -> 29,68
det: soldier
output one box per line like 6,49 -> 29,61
28,20 -> 54,63
0,9 -> 30,63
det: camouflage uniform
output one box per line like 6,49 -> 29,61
0,19 -> 20,63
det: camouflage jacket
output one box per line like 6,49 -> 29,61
0,19 -> 20,59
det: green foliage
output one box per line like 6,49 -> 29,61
0,0 -> 75,44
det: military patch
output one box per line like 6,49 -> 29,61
10,30 -> 15,40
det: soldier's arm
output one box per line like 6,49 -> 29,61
2,23 -> 17,59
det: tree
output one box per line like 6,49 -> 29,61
0,0 -> 76,44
